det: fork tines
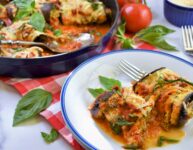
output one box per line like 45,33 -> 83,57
182,26 -> 193,54
119,59 -> 147,81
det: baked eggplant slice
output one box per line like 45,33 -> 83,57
40,3 -> 57,23
0,21 -> 54,41
134,68 -> 193,129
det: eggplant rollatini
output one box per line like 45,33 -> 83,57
134,68 -> 193,129
0,0 -> 112,58
89,68 -> 193,149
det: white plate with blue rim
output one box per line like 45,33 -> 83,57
61,50 -> 193,150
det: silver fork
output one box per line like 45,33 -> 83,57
182,26 -> 193,55
119,59 -> 147,81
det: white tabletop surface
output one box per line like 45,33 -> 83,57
0,0 -> 193,150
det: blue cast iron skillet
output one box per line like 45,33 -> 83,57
0,0 -> 119,78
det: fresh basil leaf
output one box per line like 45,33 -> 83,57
136,25 -> 175,38
29,12 -> 46,32
15,9 -> 33,20
13,89 -> 52,126
41,128 -> 59,143
88,88 -> 105,98
14,0 -> 35,8
99,76 -> 122,90
139,32 -> 177,51
14,0 -> 35,20
54,29 -> 62,37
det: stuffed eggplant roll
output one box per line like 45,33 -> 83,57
59,0 -> 111,25
89,71 -> 193,149
134,68 -> 193,128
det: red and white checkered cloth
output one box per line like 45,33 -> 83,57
0,38 -> 155,150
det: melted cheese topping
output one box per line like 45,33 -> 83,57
60,0 -> 107,25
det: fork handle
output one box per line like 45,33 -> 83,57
0,40 -> 38,46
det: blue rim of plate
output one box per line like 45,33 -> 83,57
60,49 -> 193,150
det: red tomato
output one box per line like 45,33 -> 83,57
117,0 -> 142,8
121,3 -> 152,33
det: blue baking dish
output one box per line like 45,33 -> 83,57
0,0 -> 119,78
164,0 -> 193,27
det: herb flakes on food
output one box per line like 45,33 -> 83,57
157,136 -> 179,147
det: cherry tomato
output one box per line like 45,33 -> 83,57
117,0 -> 142,8
121,3 -> 152,33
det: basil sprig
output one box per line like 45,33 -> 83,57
135,25 -> 176,51
14,0 -> 35,20
99,76 -> 122,90
116,22 -> 177,51
116,22 -> 134,49
41,128 -> 59,143
88,76 -> 122,98
13,89 -> 52,126
29,12 -> 46,32
88,88 -> 105,98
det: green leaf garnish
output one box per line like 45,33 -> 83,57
54,29 -> 62,37
29,12 -> 46,32
135,25 -> 177,51
110,123 -> 122,135
92,3 -> 100,10
88,88 -> 105,98
116,23 -> 176,51
14,0 -> 35,8
14,0 -> 35,20
110,119 -> 134,135
13,89 -> 52,126
99,76 -> 122,90
115,120 -> 134,126
0,34 -> 5,40
41,128 -> 59,143
137,32 -> 177,51
153,76 -> 193,92
136,25 -> 175,38
116,21 -> 134,49
122,144 -> 139,150
157,136 -> 179,147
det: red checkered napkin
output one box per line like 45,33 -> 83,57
0,40 -> 155,150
